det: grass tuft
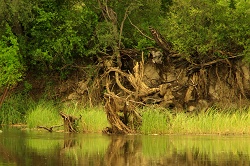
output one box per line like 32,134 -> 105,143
140,107 -> 172,134
26,100 -> 61,128
140,107 -> 250,135
61,103 -> 110,133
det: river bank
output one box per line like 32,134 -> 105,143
1,96 -> 250,135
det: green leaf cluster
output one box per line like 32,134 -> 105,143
0,0 -> 98,86
21,0 -> 98,67
1,0 -> 250,88
163,0 -> 250,58
85,0 -> 171,52
0,23 -> 23,87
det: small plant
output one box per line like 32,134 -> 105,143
140,106 -> 250,135
26,100 -> 62,129
140,108 -> 172,134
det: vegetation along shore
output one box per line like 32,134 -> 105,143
1,0 -> 250,134
1,96 -> 250,135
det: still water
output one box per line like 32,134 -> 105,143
0,126 -> 250,166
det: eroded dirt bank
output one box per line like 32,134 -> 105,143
13,28 -> 250,134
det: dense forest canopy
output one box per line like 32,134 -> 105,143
0,0 -> 249,89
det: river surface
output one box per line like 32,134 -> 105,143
0,126 -> 250,166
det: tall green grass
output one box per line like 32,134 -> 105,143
61,103 -> 110,132
140,108 -> 172,134
26,102 -> 109,132
2,93 -> 250,135
26,100 -> 62,128
140,107 -> 250,135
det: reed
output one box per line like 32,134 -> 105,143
140,108 -> 171,134
140,107 -> 250,135
26,100 -> 62,128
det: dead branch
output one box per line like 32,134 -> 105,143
106,65 -> 160,97
118,7 -> 130,48
149,27 -> 172,54
128,16 -> 154,41
187,54 -> 244,72
59,111 -> 80,133
105,96 -> 133,134
37,125 -> 63,132
115,72 -> 135,94
104,93 -> 145,106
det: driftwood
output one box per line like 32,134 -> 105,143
59,111 -> 80,133
37,125 -> 63,132
59,25 -> 249,134
104,57 -> 160,134
36,112 -> 81,133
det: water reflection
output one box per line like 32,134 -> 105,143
0,127 -> 250,166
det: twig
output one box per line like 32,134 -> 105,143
127,16 -> 154,41
104,93 -> 146,106
118,7 -> 130,48
188,54 -> 244,71
149,27 -> 171,53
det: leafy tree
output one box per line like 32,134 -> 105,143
0,23 -> 24,88
0,0 -> 173,76
85,0 -> 172,53
0,0 -> 98,73
20,0 -> 98,71
162,0 -> 250,60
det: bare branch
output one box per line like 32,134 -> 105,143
127,16 -> 154,41
118,7 -> 130,48
115,72 -> 134,94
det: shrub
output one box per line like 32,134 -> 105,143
162,0 -> 250,59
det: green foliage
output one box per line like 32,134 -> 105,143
0,94 -> 35,124
93,21 -> 119,53
62,104 -> 110,133
21,0 -> 98,70
116,0 -> 166,48
85,0 -> 170,53
135,38 -> 155,51
0,0 -> 173,78
139,107 -> 250,135
26,100 -> 61,128
26,101 -> 109,132
141,108 -> 172,134
0,23 -> 24,88
0,0 -> 99,74
163,0 -> 250,59
23,81 -> 33,94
